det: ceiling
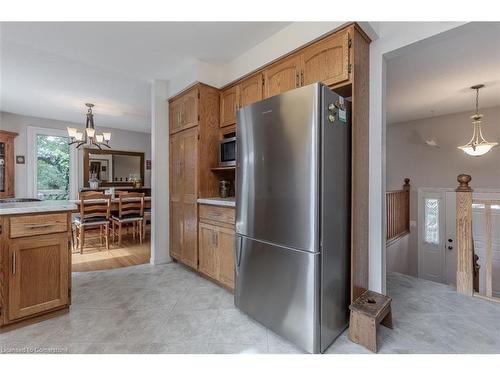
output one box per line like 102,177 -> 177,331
0,22 -> 290,132
386,22 -> 500,124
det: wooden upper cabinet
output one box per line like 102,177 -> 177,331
239,73 -> 263,108
300,31 -> 350,87
169,88 -> 199,134
169,99 -> 183,134
8,234 -> 69,321
220,85 -> 239,128
182,88 -> 199,130
0,130 -> 17,198
263,56 -> 301,99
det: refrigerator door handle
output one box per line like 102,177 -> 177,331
235,235 -> 243,269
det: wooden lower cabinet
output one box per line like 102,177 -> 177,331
8,233 -> 69,321
197,204 -> 235,290
1,212 -> 72,328
198,221 -> 235,290
198,222 -> 218,279
217,226 -> 235,289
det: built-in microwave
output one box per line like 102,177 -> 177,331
218,137 -> 236,167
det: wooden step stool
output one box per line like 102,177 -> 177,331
348,290 -> 393,353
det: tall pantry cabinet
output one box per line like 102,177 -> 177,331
168,83 -> 220,269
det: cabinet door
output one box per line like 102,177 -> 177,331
240,73 -> 263,108
263,56 -> 301,98
217,226 -> 235,289
198,223 -> 217,279
180,127 -> 199,268
182,88 -> 199,130
220,85 -> 239,128
300,31 -> 350,87
8,234 -> 69,321
0,133 -> 15,198
169,133 -> 182,259
169,99 -> 183,134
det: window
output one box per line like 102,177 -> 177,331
424,198 -> 440,245
27,127 -> 77,200
36,134 -> 70,200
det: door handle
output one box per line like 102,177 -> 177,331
12,251 -> 16,275
235,236 -> 242,268
301,71 -> 304,86
296,73 -> 299,87
448,246 -> 453,250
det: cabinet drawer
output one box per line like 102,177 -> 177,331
10,213 -> 68,238
199,204 -> 235,225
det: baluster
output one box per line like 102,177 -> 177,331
485,203 -> 493,298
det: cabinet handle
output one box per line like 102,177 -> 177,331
214,232 -> 218,247
12,251 -> 16,275
24,223 -> 54,229
301,71 -> 304,86
296,73 -> 299,87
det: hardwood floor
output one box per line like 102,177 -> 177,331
72,231 -> 150,272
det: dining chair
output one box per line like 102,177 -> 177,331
74,191 -> 112,253
143,206 -> 151,240
111,191 -> 144,246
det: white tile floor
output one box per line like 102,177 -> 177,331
1,262 -> 500,354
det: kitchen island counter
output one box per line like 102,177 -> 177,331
0,200 -> 77,215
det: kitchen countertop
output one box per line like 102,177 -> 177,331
197,197 -> 236,207
70,196 -> 152,204
0,200 -> 77,215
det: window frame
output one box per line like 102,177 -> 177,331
27,126 -> 78,200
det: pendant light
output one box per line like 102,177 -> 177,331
67,103 -> 111,149
457,84 -> 497,156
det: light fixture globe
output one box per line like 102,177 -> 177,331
458,85 -> 498,157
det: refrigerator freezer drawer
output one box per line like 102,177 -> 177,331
235,235 -> 320,353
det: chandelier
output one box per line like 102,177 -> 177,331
457,84 -> 497,157
67,103 -> 111,149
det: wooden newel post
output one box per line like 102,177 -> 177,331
403,178 -> 410,232
456,174 -> 474,296
403,178 -> 410,191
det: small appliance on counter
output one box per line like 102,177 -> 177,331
219,180 -> 231,198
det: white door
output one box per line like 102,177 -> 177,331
418,189 -> 446,283
444,191 -> 457,286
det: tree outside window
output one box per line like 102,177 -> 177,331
36,135 -> 70,200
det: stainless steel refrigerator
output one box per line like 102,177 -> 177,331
235,82 -> 351,354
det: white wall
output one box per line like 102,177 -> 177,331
150,79 -> 170,265
386,234 -> 412,275
387,106 -> 500,191
386,106 -> 500,277
0,111 -> 151,197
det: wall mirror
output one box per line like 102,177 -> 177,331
83,148 -> 144,187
